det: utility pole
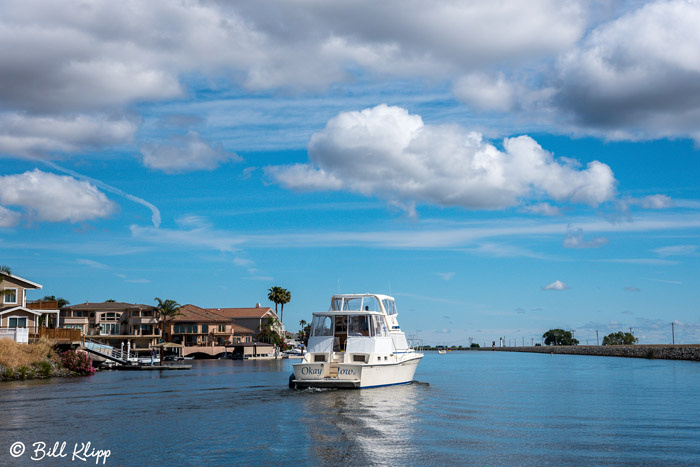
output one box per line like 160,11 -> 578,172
596,330 -> 599,346
629,327 -> 633,335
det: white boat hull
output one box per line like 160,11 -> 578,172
292,354 -> 422,389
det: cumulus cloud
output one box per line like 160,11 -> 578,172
0,113 -> 137,158
0,206 -> 21,228
268,105 -> 617,212
140,132 -> 241,173
543,280 -> 569,291
0,169 -> 115,223
555,1 -> 700,141
563,225 -> 609,249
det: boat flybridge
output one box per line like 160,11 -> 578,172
290,293 -> 423,389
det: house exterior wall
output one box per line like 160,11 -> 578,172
0,310 -> 39,331
1,276 -> 29,308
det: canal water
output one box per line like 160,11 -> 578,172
2,351 -> 700,466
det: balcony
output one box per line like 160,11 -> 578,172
26,300 -> 59,310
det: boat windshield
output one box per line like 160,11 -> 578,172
382,299 -> 397,315
311,315 -> 333,337
331,296 -> 381,312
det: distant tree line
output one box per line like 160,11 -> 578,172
542,329 -> 639,346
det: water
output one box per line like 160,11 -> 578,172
2,352 -> 700,466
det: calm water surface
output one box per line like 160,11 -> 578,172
2,352 -> 700,466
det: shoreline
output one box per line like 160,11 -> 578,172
479,344 -> 700,361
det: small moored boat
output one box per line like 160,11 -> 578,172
291,293 -> 423,389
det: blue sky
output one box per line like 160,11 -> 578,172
1,0 -> 699,345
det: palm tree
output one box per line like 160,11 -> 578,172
267,286 -> 291,324
154,297 -> 182,341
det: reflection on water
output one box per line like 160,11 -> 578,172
301,385 -> 421,466
2,354 -> 700,465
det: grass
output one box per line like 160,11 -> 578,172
0,337 -> 57,370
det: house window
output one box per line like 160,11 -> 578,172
3,288 -> 18,305
218,324 -> 226,333
8,317 -> 27,328
100,323 -> 120,335
245,336 -> 250,343
201,324 -> 208,334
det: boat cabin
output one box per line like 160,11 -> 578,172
306,294 -> 409,362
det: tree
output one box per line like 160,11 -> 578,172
267,286 -> 291,324
543,329 -> 579,346
602,331 -> 638,345
298,319 -> 311,346
154,297 -> 182,341
258,316 -> 286,350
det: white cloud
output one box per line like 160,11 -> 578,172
453,73 -> 515,112
544,280 -> 569,291
130,224 -> 244,253
140,132 -> 241,173
522,203 -> 563,216
653,245 -> 697,257
555,1 -> 700,141
437,272 -> 455,281
269,105 -> 617,212
636,195 -> 674,210
0,206 -> 21,228
563,226 -> 609,249
76,259 -> 109,270
0,113 -> 137,158
0,169 -> 115,223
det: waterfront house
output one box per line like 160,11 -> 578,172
0,273 -> 60,343
165,304 -> 279,358
60,301 -> 159,354
165,304 -> 252,346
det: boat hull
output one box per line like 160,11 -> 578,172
292,354 -> 422,389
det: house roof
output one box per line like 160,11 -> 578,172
230,323 -> 255,334
204,307 -> 277,319
172,304 -> 231,323
0,273 -> 42,290
171,305 -> 262,334
63,302 -> 156,311
0,306 -> 42,316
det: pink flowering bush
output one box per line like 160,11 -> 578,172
60,350 -> 96,376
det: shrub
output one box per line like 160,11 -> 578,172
35,360 -> 53,377
0,338 -> 56,369
60,350 -> 96,376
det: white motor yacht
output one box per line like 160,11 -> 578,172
291,293 -> 423,389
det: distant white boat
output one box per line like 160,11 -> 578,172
282,348 -> 304,359
438,349 -> 447,354
291,293 -> 423,389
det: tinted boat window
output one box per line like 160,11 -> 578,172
382,299 -> 397,315
331,298 -> 343,311
372,315 -> 387,337
311,316 -> 333,337
348,315 -> 370,337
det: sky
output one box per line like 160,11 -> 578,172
1,0 -> 699,345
